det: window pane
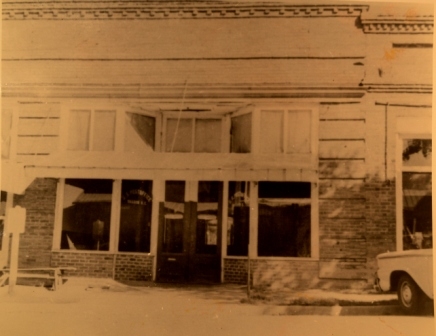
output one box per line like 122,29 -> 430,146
258,182 -> 311,257
163,181 -> 185,253
260,111 -> 284,153
119,180 -> 153,253
287,110 -> 311,153
194,119 -> 222,153
93,110 -> 116,151
231,114 -> 252,153
124,112 -> 155,152
165,119 -> 193,152
196,181 -> 221,255
402,139 -> 432,167
68,110 -> 90,150
61,179 -> 112,251
259,182 -> 311,199
402,172 -> 432,250
258,202 -> 311,257
227,182 -> 249,256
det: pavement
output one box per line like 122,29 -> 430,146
1,277 -> 433,316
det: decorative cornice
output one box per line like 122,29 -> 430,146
1,83 -> 366,100
361,20 -> 433,34
2,1 -> 367,20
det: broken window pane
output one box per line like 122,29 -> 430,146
260,111 -> 284,153
93,110 -> 116,151
227,182 -> 249,256
287,110 -> 311,153
258,182 -> 311,257
119,180 -> 153,253
194,119 -> 222,153
402,139 -> 432,167
124,112 -> 155,152
61,179 -> 112,251
231,114 -> 252,153
165,118 -> 193,152
68,110 -> 90,150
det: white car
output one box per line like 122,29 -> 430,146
375,249 -> 433,314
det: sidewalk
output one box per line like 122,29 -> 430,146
0,276 -> 405,314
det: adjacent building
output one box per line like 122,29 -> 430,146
1,1 -> 433,291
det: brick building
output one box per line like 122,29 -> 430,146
1,1 -> 433,291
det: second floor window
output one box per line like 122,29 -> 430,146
68,110 -> 116,151
164,117 -> 222,153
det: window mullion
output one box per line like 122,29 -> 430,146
89,110 -> 95,151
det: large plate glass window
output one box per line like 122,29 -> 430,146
258,182 -> 311,257
119,180 -> 153,253
402,139 -> 432,250
61,179 -> 113,251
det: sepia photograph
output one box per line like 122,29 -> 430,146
0,0 -> 434,335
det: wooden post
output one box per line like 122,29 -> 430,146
8,206 -> 26,294
247,243 -> 251,299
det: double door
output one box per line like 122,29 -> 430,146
156,181 -> 222,283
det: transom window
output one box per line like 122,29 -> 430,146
164,117 -> 222,153
68,110 -> 116,151
259,109 -> 312,154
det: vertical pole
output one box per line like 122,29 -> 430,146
7,206 -> 26,294
247,243 -> 251,299
8,232 -> 20,294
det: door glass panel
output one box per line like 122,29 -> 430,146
163,181 -> 185,253
227,182 -> 249,256
196,181 -> 220,255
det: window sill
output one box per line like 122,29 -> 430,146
224,256 -> 319,262
52,249 -> 154,257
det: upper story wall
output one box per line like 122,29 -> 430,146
2,1 -> 368,90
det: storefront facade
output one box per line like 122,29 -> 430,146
1,1 -> 433,290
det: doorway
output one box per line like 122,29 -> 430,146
156,181 -> 222,283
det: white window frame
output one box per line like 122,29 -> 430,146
252,104 -> 318,156
395,133 -> 432,251
53,178 -> 120,253
162,113 -> 226,153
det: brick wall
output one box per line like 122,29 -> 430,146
13,178 -> 57,267
224,258 -> 248,284
51,251 -> 115,278
114,254 -> 153,282
364,179 -> 396,281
